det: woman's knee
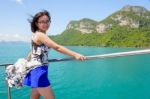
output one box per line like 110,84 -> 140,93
37,86 -> 55,99
30,88 -> 40,99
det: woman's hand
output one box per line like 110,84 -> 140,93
74,53 -> 86,61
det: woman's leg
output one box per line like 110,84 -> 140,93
30,88 -> 41,99
37,86 -> 55,99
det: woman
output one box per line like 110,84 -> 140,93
23,10 -> 86,99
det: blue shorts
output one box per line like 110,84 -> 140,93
23,65 -> 50,88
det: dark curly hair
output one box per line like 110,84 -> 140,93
29,10 -> 51,33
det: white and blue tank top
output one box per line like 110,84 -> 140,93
30,32 -> 49,65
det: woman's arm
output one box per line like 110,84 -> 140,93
35,32 -> 86,61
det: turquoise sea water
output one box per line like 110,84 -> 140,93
0,43 -> 150,99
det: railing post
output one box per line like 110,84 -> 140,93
5,65 -> 11,99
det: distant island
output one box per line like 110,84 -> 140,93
0,41 -> 29,44
50,5 -> 150,48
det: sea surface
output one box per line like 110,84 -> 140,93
0,43 -> 150,99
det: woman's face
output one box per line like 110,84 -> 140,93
36,15 -> 50,33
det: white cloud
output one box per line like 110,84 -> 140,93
15,0 -> 24,4
0,33 -> 31,42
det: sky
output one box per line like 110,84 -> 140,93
0,0 -> 150,42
